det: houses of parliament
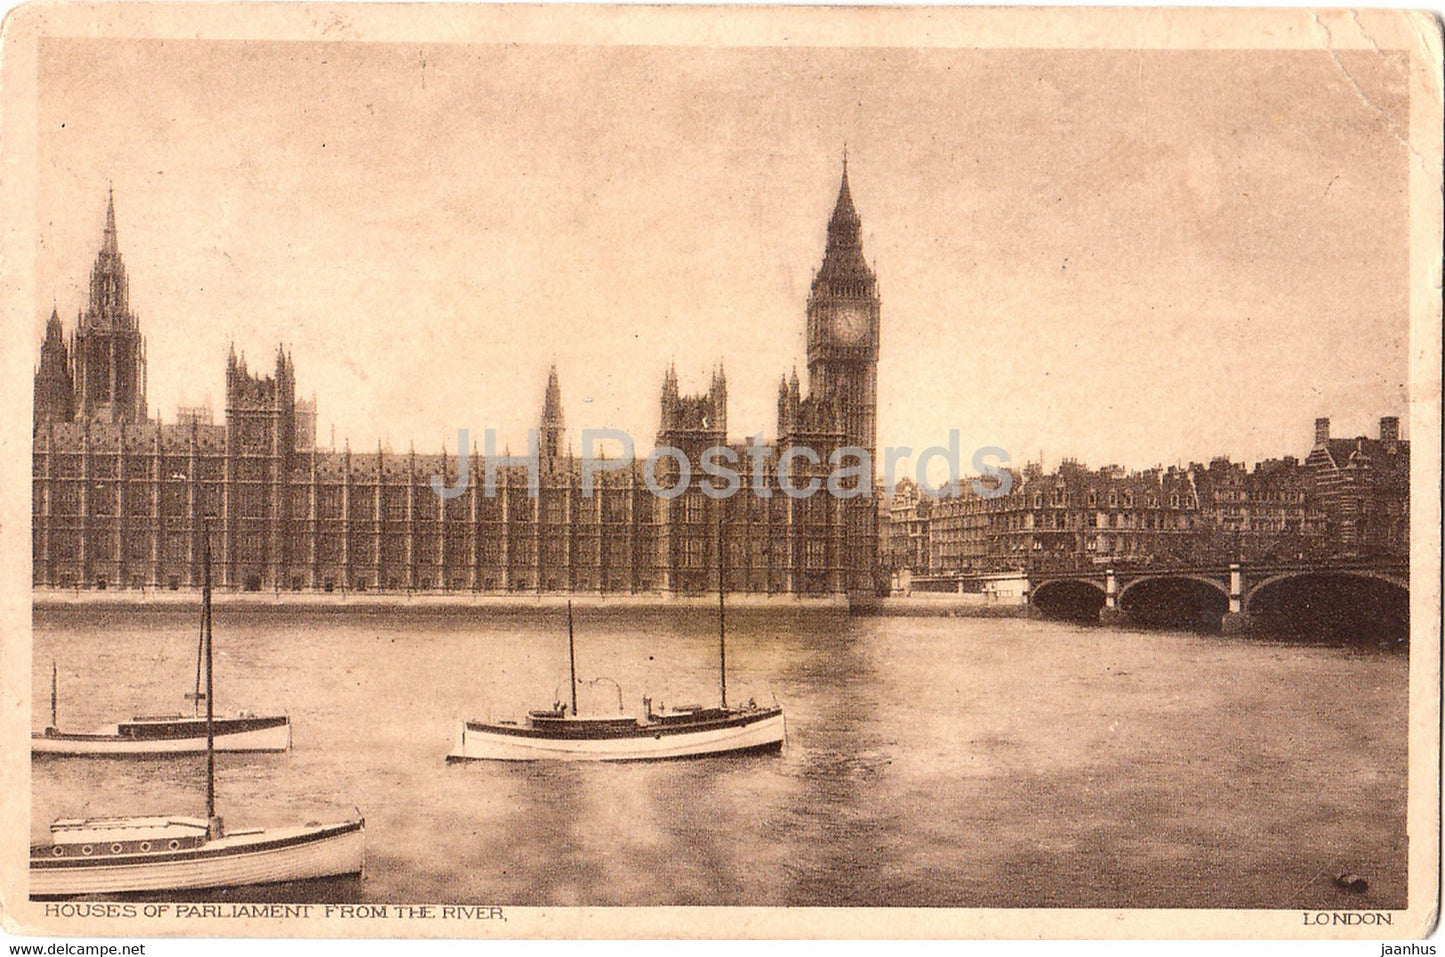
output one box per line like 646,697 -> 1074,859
31,171 -> 885,598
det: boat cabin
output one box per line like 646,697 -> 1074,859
34,817 -> 210,858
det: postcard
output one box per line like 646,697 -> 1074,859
0,3 -> 1440,941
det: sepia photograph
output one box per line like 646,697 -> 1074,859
0,2 -> 1439,941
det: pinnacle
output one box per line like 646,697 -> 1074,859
542,364 -> 564,424
828,160 -> 860,236
102,186 -> 119,255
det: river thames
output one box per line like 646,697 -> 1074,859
30,605 -> 1407,909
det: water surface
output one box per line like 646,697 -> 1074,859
32,606 -> 1408,908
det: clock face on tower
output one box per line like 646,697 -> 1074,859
833,302 -> 870,346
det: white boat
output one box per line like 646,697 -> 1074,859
34,627 -> 290,757
29,816 -> 364,898
449,702 -> 785,762
30,530 -> 364,898
33,712 -> 291,756
450,523 -> 785,762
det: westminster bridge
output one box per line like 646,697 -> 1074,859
918,558 -> 1410,640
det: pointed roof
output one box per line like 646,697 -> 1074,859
661,361 -> 679,403
37,306 -> 71,370
828,159 -> 861,238
541,364 -> 563,425
102,185 -> 119,256
813,159 -> 874,294
83,186 -> 133,328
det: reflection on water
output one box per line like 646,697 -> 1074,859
31,606 -> 1407,908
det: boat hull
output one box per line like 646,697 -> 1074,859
448,707 -> 785,762
32,716 -> 291,756
30,820 -> 364,898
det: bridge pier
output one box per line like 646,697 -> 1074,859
1098,567 -> 1127,626
1220,563 -> 1253,633
1221,611 -> 1256,635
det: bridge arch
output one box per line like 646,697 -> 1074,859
1032,577 -> 1107,597
1030,578 -> 1106,623
1242,569 -> 1409,613
1116,574 -> 1231,630
1117,574 -> 1230,605
1243,570 -> 1408,645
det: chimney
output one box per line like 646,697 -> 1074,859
1313,417 -> 1330,447
1379,416 -> 1400,443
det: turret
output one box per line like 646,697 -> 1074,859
710,363 -> 728,439
656,366 -> 727,447
34,308 -> 74,427
660,362 -> 680,426
73,188 -> 147,424
84,186 -> 132,328
540,365 -> 564,462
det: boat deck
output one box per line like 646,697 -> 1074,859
468,705 -> 782,740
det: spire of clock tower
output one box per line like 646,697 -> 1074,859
829,157 -> 859,237
813,162 -> 876,300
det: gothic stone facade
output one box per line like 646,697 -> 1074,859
33,170 -> 883,596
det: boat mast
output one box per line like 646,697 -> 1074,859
191,606 -> 205,717
203,521 -> 216,826
50,659 -> 57,729
567,600 -> 578,717
717,514 -> 727,711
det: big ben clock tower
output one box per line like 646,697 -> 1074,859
806,159 -> 880,597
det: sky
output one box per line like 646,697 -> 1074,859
33,39 -> 1411,471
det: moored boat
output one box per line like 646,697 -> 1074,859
449,522 -> 785,762
33,714 -> 291,756
30,816 -> 364,898
34,628 -> 290,757
30,526 -> 363,898
449,701 -> 784,762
